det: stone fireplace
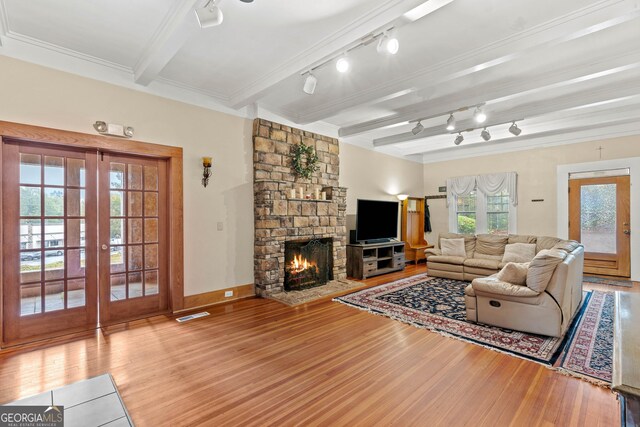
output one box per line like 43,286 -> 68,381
253,119 -> 347,296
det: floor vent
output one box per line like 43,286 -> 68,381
176,312 -> 210,323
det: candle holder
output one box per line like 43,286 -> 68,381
202,157 -> 212,187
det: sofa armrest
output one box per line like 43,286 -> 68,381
425,248 -> 442,257
471,276 -> 539,297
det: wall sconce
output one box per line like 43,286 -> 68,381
93,121 -> 134,138
396,194 -> 409,201
202,157 -> 212,187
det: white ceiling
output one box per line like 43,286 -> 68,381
1,0 -> 639,163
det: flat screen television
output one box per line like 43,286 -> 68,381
355,199 -> 399,243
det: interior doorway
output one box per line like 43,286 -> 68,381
1,122 -> 182,347
569,172 -> 631,278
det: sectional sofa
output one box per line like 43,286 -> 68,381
425,233 -> 584,337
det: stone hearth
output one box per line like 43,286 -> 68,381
253,119 -> 347,296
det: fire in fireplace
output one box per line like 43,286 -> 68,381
284,238 -> 333,291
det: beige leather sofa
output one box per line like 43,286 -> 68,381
425,233 -> 568,281
425,233 -> 584,337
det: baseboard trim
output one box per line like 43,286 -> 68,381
178,283 -> 255,313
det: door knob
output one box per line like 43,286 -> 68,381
623,230 -> 631,235
101,244 -> 108,250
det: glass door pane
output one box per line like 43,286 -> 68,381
580,184 -> 616,253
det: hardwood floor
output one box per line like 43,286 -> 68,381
0,264 -> 632,426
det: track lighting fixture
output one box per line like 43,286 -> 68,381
509,122 -> 522,136
303,73 -> 317,95
481,128 -> 491,141
411,121 -> 424,135
446,114 -> 456,131
336,56 -> 350,73
454,133 -> 464,145
474,106 -> 487,124
195,0 -> 223,28
377,30 -> 399,55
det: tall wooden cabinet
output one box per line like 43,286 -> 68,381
401,197 -> 432,264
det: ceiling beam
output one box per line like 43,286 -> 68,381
133,0 -> 202,86
414,117 -> 640,163
226,0 -> 432,110
339,51 -> 640,137
373,78 -> 640,146
298,0 -> 640,124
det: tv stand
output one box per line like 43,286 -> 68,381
347,241 -> 405,279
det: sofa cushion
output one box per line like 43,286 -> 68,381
464,258 -> 501,270
508,234 -> 537,245
496,262 -> 529,286
441,238 -> 466,257
475,234 -> 508,259
439,232 -> 476,257
427,255 -> 466,265
552,240 -> 581,254
526,249 -> 567,293
536,236 -> 562,253
502,243 -> 536,263
472,276 -> 539,297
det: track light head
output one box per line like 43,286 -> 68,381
303,73 -> 317,95
377,30 -> 399,55
411,121 -> 424,135
336,56 -> 350,73
454,133 -> 464,145
481,127 -> 491,141
446,114 -> 456,131
509,122 -> 522,136
474,106 -> 487,124
195,0 -> 223,28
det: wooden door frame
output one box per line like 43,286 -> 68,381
558,158 -> 640,282
0,121 -> 184,346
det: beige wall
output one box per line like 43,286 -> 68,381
340,143 -> 424,235
0,56 -> 254,296
423,135 -> 640,243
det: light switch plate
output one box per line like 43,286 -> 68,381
217,222 -> 224,231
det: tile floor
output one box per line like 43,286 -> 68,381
3,374 -> 133,426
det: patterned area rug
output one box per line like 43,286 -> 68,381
583,275 -> 633,288
559,290 -> 614,383
335,274 -> 613,384
335,274 -> 571,363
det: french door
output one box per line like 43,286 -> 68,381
98,153 -> 168,324
569,175 -> 631,277
2,141 -> 168,344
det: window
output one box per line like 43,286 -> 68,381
486,190 -> 510,235
456,191 -> 477,234
451,189 -> 516,234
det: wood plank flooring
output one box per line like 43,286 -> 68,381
0,264 -> 633,426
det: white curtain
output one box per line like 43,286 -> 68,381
476,172 -> 518,206
446,175 -> 477,207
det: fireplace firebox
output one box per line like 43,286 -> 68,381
284,238 -> 333,291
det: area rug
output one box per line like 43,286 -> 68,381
558,290 -> 614,384
583,275 -> 633,288
269,278 -> 364,306
334,274 -> 612,380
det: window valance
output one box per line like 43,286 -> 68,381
446,172 -> 517,207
